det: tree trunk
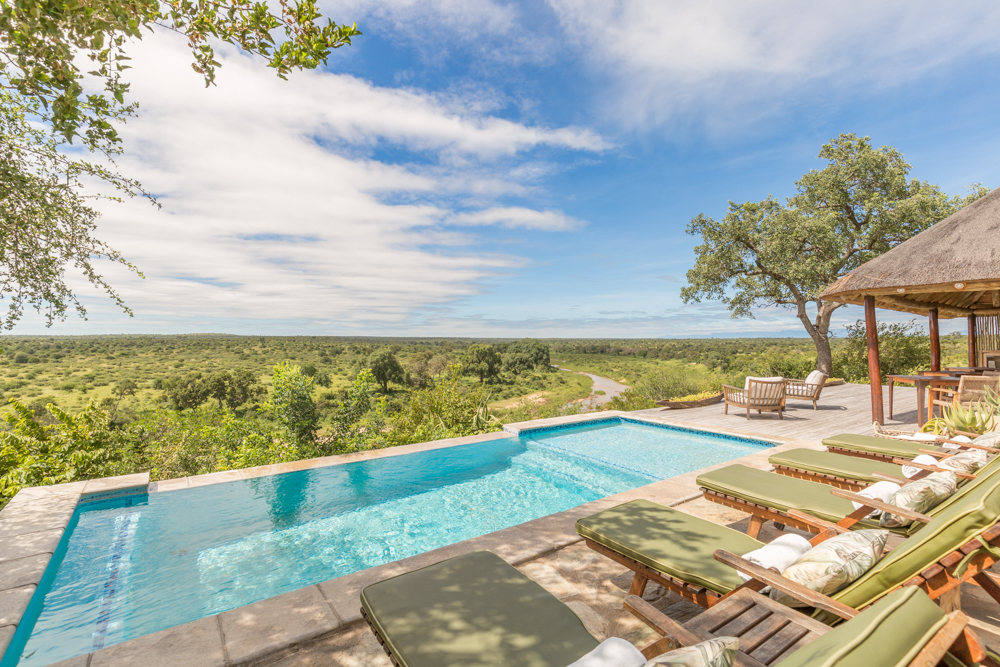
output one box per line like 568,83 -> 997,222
793,298 -> 840,376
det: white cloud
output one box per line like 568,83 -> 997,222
547,0 -> 1000,131
449,207 -> 581,231
38,33 -> 603,332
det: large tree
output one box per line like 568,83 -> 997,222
0,0 -> 359,329
681,134 -> 987,375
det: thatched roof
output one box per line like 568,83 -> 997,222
820,186 -> 1000,318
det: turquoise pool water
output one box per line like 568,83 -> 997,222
5,418 -> 771,666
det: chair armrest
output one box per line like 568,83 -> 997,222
786,509 -> 849,539
829,488 -> 932,523
873,472 -> 911,485
624,595 -> 711,647
713,550 -> 858,620
892,457 -> 975,480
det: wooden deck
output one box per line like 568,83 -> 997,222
629,382 -> 921,444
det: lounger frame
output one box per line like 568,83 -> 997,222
768,464 -> 869,491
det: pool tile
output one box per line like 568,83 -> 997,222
83,472 -> 149,495
89,615 -> 225,667
318,562 -> 409,625
0,527 -> 63,563
220,585 -> 340,664
0,584 -> 35,625
0,553 -> 51,590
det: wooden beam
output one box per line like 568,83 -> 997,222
929,307 -> 940,371
969,313 -> 978,367
865,295 -> 884,424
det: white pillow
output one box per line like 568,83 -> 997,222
644,637 -> 739,666
902,454 -> 942,479
736,534 -> 812,582
851,480 -> 901,518
772,530 -> 888,607
805,370 -> 825,386
905,432 -> 943,442
567,638 -> 646,667
974,432 -> 1000,447
743,376 -> 783,391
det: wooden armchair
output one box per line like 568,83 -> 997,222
784,371 -> 828,410
723,378 -> 786,420
930,374 -> 1000,411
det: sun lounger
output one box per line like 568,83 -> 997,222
769,449 -> 907,490
699,458 -> 1000,538
823,432 -> 998,462
360,549 -> 989,667
626,585 -> 987,667
577,466 -> 1000,612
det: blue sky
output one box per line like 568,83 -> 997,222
16,1 -> 1000,338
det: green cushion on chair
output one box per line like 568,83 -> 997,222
832,465 -> 1000,611
360,551 -> 600,667
575,499 -> 763,594
769,449 -> 905,484
696,465 -> 860,525
821,434 -> 945,459
778,587 -> 947,667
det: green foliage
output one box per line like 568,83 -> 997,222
605,364 -> 727,410
0,399 -> 137,503
682,133 -> 988,374
389,366 -> 500,445
0,91 -> 145,330
367,349 -> 405,392
0,0 -> 360,147
205,369 -> 265,410
941,401 -> 996,436
503,339 -> 551,375
834,319 -> 928,384
325,369 -> 388,453
462,344 -> 502,382
162,372 -> 211,410
265,362 -> 317,447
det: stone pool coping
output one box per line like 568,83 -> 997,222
0,411 -> 820,667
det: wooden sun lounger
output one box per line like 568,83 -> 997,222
624,554 -> 990,667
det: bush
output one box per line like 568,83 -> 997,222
13,353 -> 28,364
833,319 -> 928,384
388,366 -> 500,445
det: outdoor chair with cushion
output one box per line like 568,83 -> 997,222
783,371 -> 828,410
577,463 -> 1000,612
931,374 -> 1000,412
697,458 -> 999,539
822,431 -> 998,462
723,377 -> 786,420
768,446 -> 992,491
360,550 -> 990,667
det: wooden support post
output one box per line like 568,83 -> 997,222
865,296 -> 884,425
929,308 -> 940,372
969,314 -> 978,367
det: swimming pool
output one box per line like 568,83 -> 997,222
4,417 -> 772,666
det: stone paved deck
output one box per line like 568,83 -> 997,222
7,382 -> 999,666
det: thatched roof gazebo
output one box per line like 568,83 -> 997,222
820,186 -> 1000,423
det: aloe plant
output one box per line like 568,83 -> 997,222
942,400 -> 996,436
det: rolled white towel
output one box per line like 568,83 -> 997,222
736,534 -> 812,582
902,454 -> 943,479
905,432 -> 944,442
851,480 -> 901,518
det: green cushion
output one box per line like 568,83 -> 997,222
696,465 -> 861,525
821,434 -> 945,459
769,449 -> 905,484
360,551 -> 599,667
574,499 -> 762,594
832,465 -> 1000,610
778,587 -> 947,667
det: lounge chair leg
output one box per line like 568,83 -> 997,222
747,515 -> 765,539
973,571 -> 1000,605
724,403 -> 728,414
779,409 -> 783,420
628,573 -> 649,597
813,400 -> 818,410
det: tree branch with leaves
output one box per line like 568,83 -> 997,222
681,134 -> 988,374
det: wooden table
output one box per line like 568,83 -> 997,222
886,374 -> 962,426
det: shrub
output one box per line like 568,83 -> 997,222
833,319 -> 928,384
13,353 -> 28,364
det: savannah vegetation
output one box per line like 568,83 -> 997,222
0,328 -> 962,503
